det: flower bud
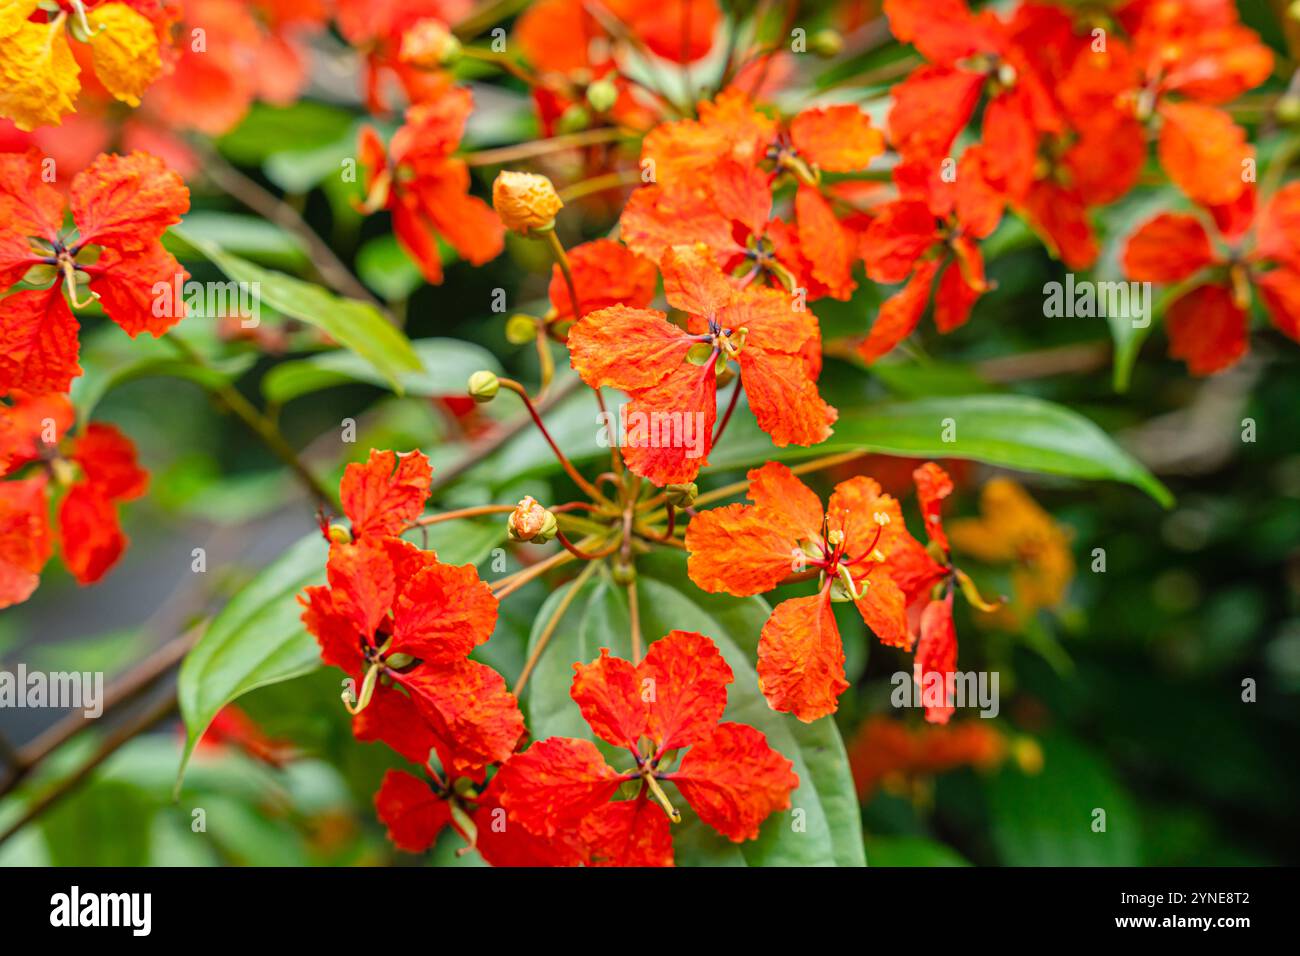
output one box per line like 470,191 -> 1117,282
468,370 -> 500,402
400,18 -> 461,67
508,496 -> 557,543
505,314 -> 539,344
1279,93 -> 1300,124
586,78 -> 618,113
327,524 -> 353,545
809,29 -> 843,58
493,171 -> 563,236
665,482 -> 697,508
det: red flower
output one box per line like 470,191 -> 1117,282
1122,183 -> 1300,374
566,243 -> 835,485
855,156 -> 1004,362
357,87 -> 504,285
0,150 -> 190,395
685,461 -> 947,721
547,238 -> 657,322
338,448 -> 434,540
492,630 -> 798,866
299,532 -> 521,779
0,391 -> 148,606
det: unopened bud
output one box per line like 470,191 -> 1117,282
505,314 -> 539,344
586,78 -> 618,113
665,482 -> 697,508
809,29 -> 843,58
611,554 -> 636,586
1011,736 -> 1044,774
400,18 -> 460,67
1279,93 -> 1300,124
493,171 -> 564,236
468,370 -> 500,402
508,496 -> 557,543
327,524 -> 353,545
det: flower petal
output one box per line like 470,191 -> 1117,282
756,590 -> 848,721
670,722 -> 798,841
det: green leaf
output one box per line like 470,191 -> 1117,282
164,211 -> 307,269
175,534 -> 327,792
520,551 -> 865,866
174,227 -> 423,394
865,835 -> 971,866
71,325 -> 256,424
985,733 -> 1140,865
356,234 -> 430,302
262,338 -> 500,404
711,394 -> 1172,508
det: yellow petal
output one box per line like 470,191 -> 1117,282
0,18 -> 80,132
86,2 -> 161,108
0,0 -> 39,40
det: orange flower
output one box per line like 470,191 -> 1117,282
685,462 -> 947,721
546,238 -> 656,322
566,243 -> 835,485
0,149 -> 189,395
0,391 -> 148,606
1122,183 -> 1300,374
493,631 -> 798,866
856,162 -> 997,362
846,715 -> 1006,799
356,87 -> 504,284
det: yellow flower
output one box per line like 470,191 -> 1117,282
492,171 -> 563,235
86,2 -> 161,108
0,9 -> 79,131
948,478 -> 1075,624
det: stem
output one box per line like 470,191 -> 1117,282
464,127 -> 635,167
498,378 -> 607,502
556,529 -> 621,560
491,541 -> 594,599
544,229 -> 583,320
712,373 -> 743,446
558,170 -> 641,202
407,504 -> 516,528
165,335 -> 336,510
628,577 -> 642,663
513,560 -> 601,694
459,45 -> 539,87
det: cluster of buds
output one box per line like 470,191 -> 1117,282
508,496 -> 557,544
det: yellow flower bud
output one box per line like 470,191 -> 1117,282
468,370 -> 500,403
399,18 -> 461,68
508,496 -> 557,543
492,171 -> 563,236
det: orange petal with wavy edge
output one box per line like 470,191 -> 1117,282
70,423 -> 147,502
641,629 -> 733,752
914,593 -> 958,724
887,65 -> 984,164
1157,101 -> 1250,207
474,783 -> 587,867
671,721 -> 798,840
756,590 -> 847,721
618,184 -> 739,263
1166,283 -> 1248,375
1,393 -> 73,477
88,242 -> 189,337
745,461 -> 823,539
620,361 -> 717,485
790,105 -> 884,172
549,239 -> 656,321
1254,266 -> 1300,344
795,186 -> 856,301
375,769 -> 451,853
571,648 -> 647,750
857,258 -> 939,362
582,795 -> 675,866
58,482 -> 126,585
1021,180 -> 1096,270
352,684 -> 442,768
392,560 -> 498,663
299,583 -> 366,675
860,200 -> 937,284
69,151 -> 189,253
402,658 -> 525,776
340,448 -> 431,539
685,501 -> 800,596
0,289 -> 82,397
712,160 -> 772,236
661,243 -> 735,316
933,253 -> 982,334
567,305 -> 692,392
854,570 -> 912,650
740,346 -> 837,447
913,462 -> 953,553
0,149 -> 65,244
0,476 -> 51,609
324,538 -> 397,639
1121,213 -> 1215,282
1256,181 -> 1300,268
494,737 -> 626,838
